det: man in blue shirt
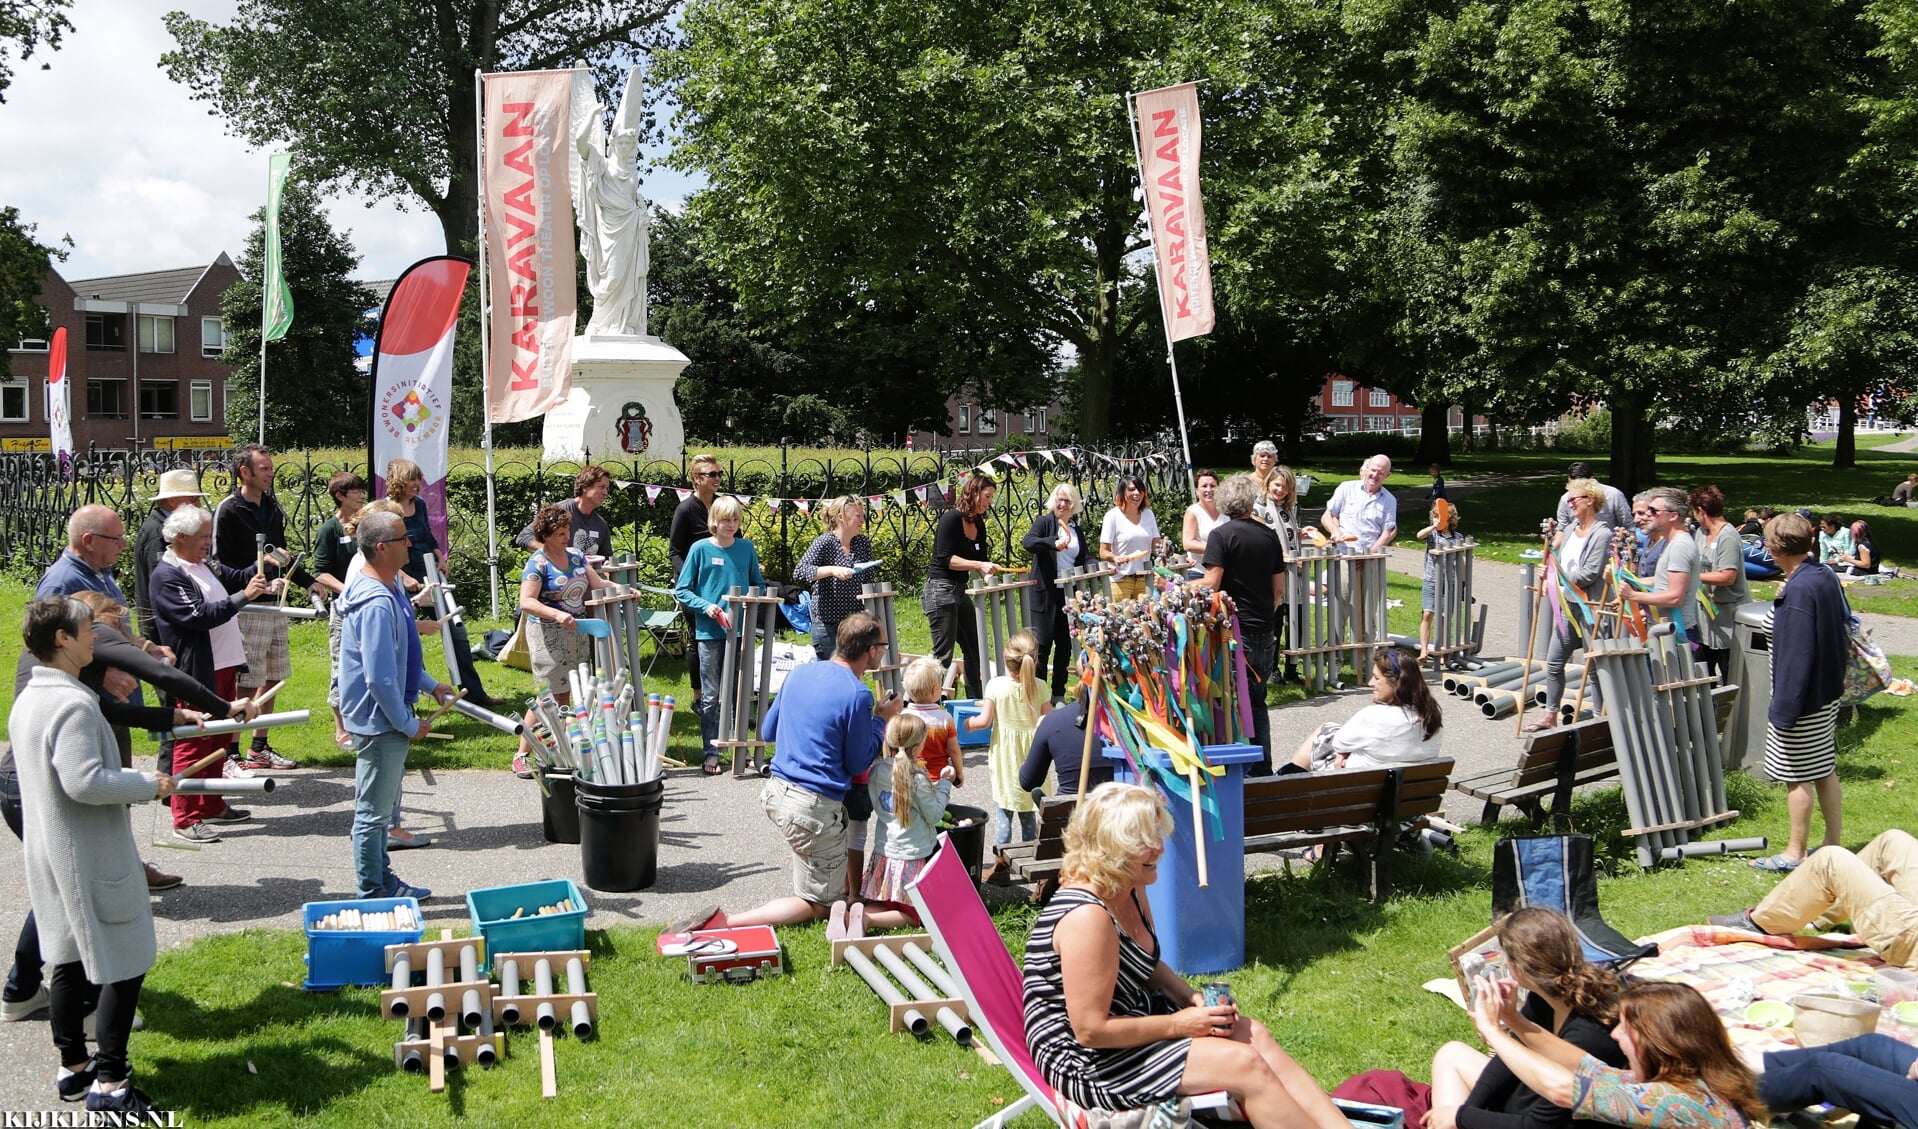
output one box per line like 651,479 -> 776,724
37,505 -> 132,605
684,613 -> 904,932
337,511 -> 459,900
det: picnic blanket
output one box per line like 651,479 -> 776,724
1625,926 -> 1918,1056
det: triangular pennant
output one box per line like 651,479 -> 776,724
795,498 -> 811,516
892,490 -> 908,507
997,453 -> 1017,468
766,497 -> 782,511
737,495 -> 754,506
915,485 -> 931,503
1061,448 -> 1079,464
869,495 -> 885,516
615,479 -> 637,489
675,487 -> 693,503
645,484 -> 663,505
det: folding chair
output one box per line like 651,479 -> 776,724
633,583 -> 690,676
907,835 -> 1237,1129
1492,834 -> 1657,968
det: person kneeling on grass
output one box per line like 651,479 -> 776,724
1021,783 -> 1350,1129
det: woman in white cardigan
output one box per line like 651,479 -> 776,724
10,596 -> 174,1116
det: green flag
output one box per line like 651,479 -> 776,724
262,152 -> 294,341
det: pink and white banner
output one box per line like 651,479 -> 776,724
1132,83 -> 1215,341
482,70 -> 577,424
367,257 -> 470,552
45,327 -> 71,461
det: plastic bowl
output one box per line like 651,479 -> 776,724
1890,1001 -> 1918,1026
1743,1000 -> 1793,1028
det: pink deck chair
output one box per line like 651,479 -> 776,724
907,834 -> 1235,1129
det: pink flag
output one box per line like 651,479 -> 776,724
45,327 -> 71,462
675,487 -> 693,503
1132,83 -> 1215,341
645,484 -> 663,505
482,70 -> 578,423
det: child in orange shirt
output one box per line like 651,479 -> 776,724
901,657 -> 963,787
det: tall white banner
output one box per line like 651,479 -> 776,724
45,326 -> 72,460
1132,83 -> 1216,341
482,70 -> 578,423
366,257 -> 469,552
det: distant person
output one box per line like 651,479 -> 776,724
132,469 -> 204,639
671,454 -> 725,726
922,474 -> 1001,697
1427,463 -> 1448,502
1021,483 -> 1090,702
1415,502 -> 1466,665
1250,440 -> 1280,496
1876,473 -> 1918,507
1835,519 -> 1878,577
1691,485 -> 1750,681
1623,487 -> 1701,643
386,458 -> 498,710
1553,461 -> 1633,530
794,495 -> 875,661
1817,513 -> 1854,567
1099,476 -> 1162,601
1181,470 -> 1226,558
515,464 -> 616,563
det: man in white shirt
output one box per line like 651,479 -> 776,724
1322,455 -> 1398,552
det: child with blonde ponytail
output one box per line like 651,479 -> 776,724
965,629 -> 1052,850
858,712 -> 954,929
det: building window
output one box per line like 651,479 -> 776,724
978,408 -> 996,434
87,379 -> 128,418
139,316 -> 175,354
1024,411 -> 1037,434
957,403 -> 971,433
86,313 -> 126,351
201,317 -> 225,358
190,380 -> 214,422
1036,408 -> 1048,433
140,380 -> 179,420
1369,387 -> 1390,408
0,384 -> 25,421
1331,380 -> 1353,407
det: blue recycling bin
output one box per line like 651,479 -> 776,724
1103,740 -> 1263,975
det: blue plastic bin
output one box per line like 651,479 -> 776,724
944,699 -> 990,747
467,879 -> 588,971
1103,741 -> 1264,975
301,897 -> 423,990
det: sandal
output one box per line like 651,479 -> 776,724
665,905 -> 723,937
701,754 -> 724,776
1749,853 -> 1804,873
1523,718 -> 1558,733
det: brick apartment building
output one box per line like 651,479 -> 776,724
2,253 -> 241,454
1317,374 -> 1478,435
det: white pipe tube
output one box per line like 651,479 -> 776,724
498,958 -> 521,1025
238,603 -> 321,619
169,710 -> 311,738
535,958 -> 557,1032
171,777 -> 277,794
567,957 -> 591,1037
843,946 -> 926,1035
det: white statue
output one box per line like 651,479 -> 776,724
571,63 -> 650,338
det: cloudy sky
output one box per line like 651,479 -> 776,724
0,0 -> 695,284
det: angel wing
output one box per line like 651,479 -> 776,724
613,63 -> 644,142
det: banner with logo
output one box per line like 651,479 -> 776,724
45,326 -> 71,462
366,257 -> 469,552
482,70 -> 577,423
262,152 -> 295,341
1131,83 -> 1215,341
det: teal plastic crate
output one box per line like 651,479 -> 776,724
944,699 -> 990,747
302,897 -> 422,990
466,879 -> 587,971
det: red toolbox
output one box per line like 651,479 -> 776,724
683,925 -> 787,985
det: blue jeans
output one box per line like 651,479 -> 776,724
1761,1035 -> 1918,1128
697,638 -> 726,761
1,769 -> 42,1003
1241,630 -> 1276,774
993,806 -> 1036,846
810,619 -> 836,662
352,730 -> 412,898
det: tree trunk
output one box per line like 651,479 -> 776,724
1833,395 -> 1857,469
1608,391 -> 1657,498
1414,402 -> 1452,467
1461,400 -> 1478,452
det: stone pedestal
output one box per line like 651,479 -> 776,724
542,334 -> 690,463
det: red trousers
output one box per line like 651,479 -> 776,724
171,667 -> 237,829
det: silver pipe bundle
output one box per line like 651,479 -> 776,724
169,710 -> 311,738
1054,561 -> 1117,602
567,956 -> 592,1038
969,571 -> 1034,683
171,777 -> 278,794
1281,546 -> 1390,692
533,661 -> 666,785
717,585 -> 783,776
1446,661 -> 1523,696
843,946 -> 926,1036
1424,537 -> 1478,668
874,942 -> 971,1046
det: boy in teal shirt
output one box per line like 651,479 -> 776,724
675,496 -> 766,773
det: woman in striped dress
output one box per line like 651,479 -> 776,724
1752,512 -> 1848,873
1020,784 -> 1347,1127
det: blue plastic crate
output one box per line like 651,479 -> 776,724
944,699 -> 990,747
466,879 -> 587,971
302,897 -> 423,991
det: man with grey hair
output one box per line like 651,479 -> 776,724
1197,474 -> 1286,772
1322,454 -> 1398,552
1625,485 -> 1703,642
37,505 -> 133,606
336,510 -> 458,901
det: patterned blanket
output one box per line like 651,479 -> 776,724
1627,926 -> 1918,1054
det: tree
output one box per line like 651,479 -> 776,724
659,0 -> 1249,443
161,1 -> 674,254
0,0 -> 68,102
1765,267 -> 1918,468
0,205 -> 65,381
221,178 -> 374,448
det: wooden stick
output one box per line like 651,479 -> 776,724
429,1020 -> 447,1093
177,744 -> 236,780
251,680 -> 289,709
422,687 -> 468,731
1188,766 -> 1209,889
539,1027 -> 558,1098
1076,655 -> 1103,796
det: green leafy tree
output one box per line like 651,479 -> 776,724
221,178 -> 373,447
161,1 -> 674,254
0,0 -> 69,102
1765,267 -> 1918,468
0,205 -> 66,381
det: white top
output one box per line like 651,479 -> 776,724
1100,508 -> 1161,577
1560,526 -> 1597,572
1057,523 -> 1082,571
1324,480 -> 1398,548
1185,504 -> 1228,550
171,553 -> 247,670
1331,703 -> 1443,771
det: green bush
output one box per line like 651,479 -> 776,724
1553,409 -> 1612,452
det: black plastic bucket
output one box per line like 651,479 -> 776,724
574,777 -> 664,892
539,771 -> 581,845
944,803 -> 989,888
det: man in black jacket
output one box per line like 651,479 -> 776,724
133,468 -> 204,640
212,444 -> 319,770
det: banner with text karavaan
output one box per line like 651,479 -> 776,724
1132,83 -> 1215,341
482,70 -> 578,423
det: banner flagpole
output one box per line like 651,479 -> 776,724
475,67 -> 500,621
1125,91 -> 1197,495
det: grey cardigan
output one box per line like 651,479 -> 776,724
10,665 -> 158,984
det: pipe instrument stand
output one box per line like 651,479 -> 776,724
968,572 -> 1035,682
714,584 -> 785,777
830,933 -> 976,1047
1281,547 -> 1391,692
859,581 -> 906,697
384,930 -> 501,1093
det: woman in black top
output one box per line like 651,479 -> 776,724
1429,908 -> 1627,1129
1837,519 -> 1878,576
920,475 -> 1000,698
1020,483 -> 1088,701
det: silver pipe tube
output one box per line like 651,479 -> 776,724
878,943 -> 972,1045
1662,837 -> 1768,860
171,777 -> 277,794
716,586 -> 741,745
498,958 -> 521,1025
900,941 -> 963,999
535,958 -> 556,1032
425,946 -> 446,1022
238,603 -> 321,619
401,1018 -> 425,1072
1594,656 -> 1660,868
169,710 -> 311,738
567,956 -> 592,1037
843,946 -> 926,1036
476,1011 -> 498,1067
390,953 -> 412,1016
450,698 -> 525,735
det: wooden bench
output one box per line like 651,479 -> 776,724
1001,757 -> 1456,902
1452,684 -> 1738,826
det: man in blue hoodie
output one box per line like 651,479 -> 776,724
337,511 -> 459,900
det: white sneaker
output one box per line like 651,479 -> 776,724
221,758 -> 255,780
1,985 -> 48,1021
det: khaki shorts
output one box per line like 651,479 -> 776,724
528,615 -> 592,687
237,608 -> 292,686
760,777 -> 847,906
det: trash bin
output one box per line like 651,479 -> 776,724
574,777 -> 664,892
538,770 -> 581,845
1726,602 -> 1771,772
942,803 -> 989,888
1103,741 -> 1265,975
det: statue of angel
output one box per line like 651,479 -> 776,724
571,63 -> 650,337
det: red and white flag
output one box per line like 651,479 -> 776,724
45,327 -> 72,461
367,257 -> 469,553
482,70 -> 578,423
1132,83 -> 1215,341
